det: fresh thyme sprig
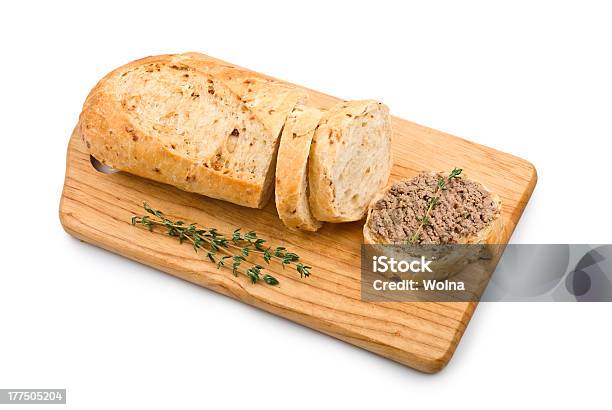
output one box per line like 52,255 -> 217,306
408,167 -> 463,244
131,203 -> 312,285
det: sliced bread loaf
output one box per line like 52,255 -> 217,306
78,53 -> 307,208
308,100 -> 392,222
275,104 -> 324,231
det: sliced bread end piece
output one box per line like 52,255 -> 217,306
275,104 -> 324,232
308,100 -> 393,222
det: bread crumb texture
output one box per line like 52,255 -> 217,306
110,61 -> 274,182
309,100 -> 392,222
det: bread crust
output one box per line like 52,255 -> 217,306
78,53 -> 306,208
308,100 -> 393,222
275,105 -> 323,231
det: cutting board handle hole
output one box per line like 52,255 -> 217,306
90,155 -> 119,174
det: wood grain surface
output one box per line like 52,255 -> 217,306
59,56 -> 537,373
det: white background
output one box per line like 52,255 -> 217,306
1,1 -> 610,408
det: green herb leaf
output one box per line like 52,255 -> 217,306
263,249 -> 272,264
448,167 -> 463,180
263,274 -> 279,285
297,263 -> 311,278
254,238 -> 266,251
232,229 -> 242,243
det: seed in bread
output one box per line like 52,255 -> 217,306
275,104 -> 324,231
308,100 -> 392,222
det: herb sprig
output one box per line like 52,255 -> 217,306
131,203 -> 312,285
408,167 -> 463,244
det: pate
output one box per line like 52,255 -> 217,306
367,172 -> 499,244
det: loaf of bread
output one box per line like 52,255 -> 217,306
275,104 -> 324,231
79,53 -> 395,225
78,53 -> 307,208
308,101 -> 392,222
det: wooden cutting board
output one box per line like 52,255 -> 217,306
59,57 -> 537,373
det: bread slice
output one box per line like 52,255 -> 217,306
275,104 -> 324,231
78,53 -> 307,208
363,172 -> 504,245
308,100 -> 392,222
